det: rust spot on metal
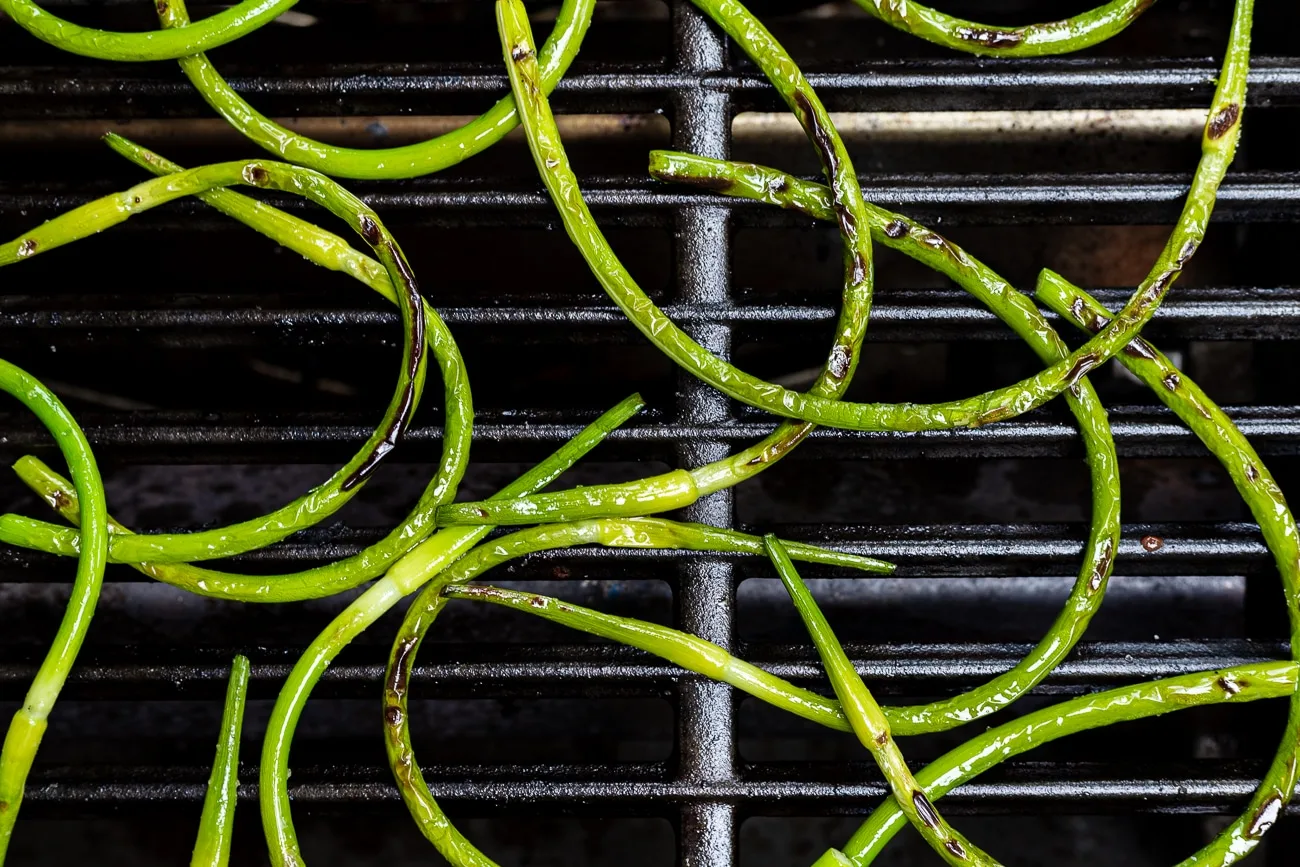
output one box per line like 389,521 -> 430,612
912,791 -> 941,829
1140,535 -> 1164,552
956,27 -> 1024,49
1207,103 -> 1241,140
387,635 -> 420,699
1089,537 -> 1114,593
1217,676 -> 1242,696
1162,372 -> 1181,391
883,219 -> 909,239
16,239 -> 37,257
359,214 -> 381,245
341,242 -> 426,491
944,839 -> 967,859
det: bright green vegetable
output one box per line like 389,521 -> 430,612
0,0 -> 297,60
153,0 -> 596,179
1,137 -> 478,602
191,656 -> 250,867
0,360 -> 109,862
765,537 -> 999,867
1037,278 -> 1300,866
500,0 -> 1249,434
854,0 -> 1157,57
0,157 -> 444,567
258,396 -> 650,865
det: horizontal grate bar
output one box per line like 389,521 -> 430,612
0,407 -> 1296,461
4,59 -> 1300,118
3,289 -> 1299,344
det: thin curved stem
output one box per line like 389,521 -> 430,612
0,360 -> 109,863
855,0 -> 1156,57
191,655 -> 250,867
765,537 -> 999,867
258,397 -> 649,866
0,137 -> 479,603
0,157 -> 447,566
155,0 -> 596,179
1036,276 -> 1300,866
0,0 -> 296,60
842,662 -> 1297,865
504,0 -> 1249,433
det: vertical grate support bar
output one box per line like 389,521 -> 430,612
670,2 -> 738,866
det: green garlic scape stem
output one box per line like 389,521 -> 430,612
155,0 -> 596,179
2,136 -> 476,603
855,0 -> 1156,58
381,516 -> 892,857
503,0 -> 1248,433
842,662 -> 1298,866
191,656 -> 250,867
259,396 -> 646,866
0,158 -> 436,566
765,538 -> 998,867
462,0 -> 882,529
1037,279 -> 1300,866
443,583 -> 850,731
650,149 -> 1127,735
0,360 -> 109,863
0,0 -> 297,60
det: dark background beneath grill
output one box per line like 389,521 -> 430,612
4,0 -> 1300,863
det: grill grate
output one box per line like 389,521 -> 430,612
3,0 -> 1300,863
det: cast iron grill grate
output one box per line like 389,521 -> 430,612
1,0 -> 1300,863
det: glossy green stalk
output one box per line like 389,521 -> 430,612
443,582 -> 851,731
842,662 -> 1298,865
765,537 -> 998,867
0,157 -> 437,566
508,0 -> 1249,433
191,656 -> 250,867
0,0 -> 296,60
1038,279 -> 1300,866
155,0 -> 595,179
0,360 -> 108,864
382,517 -> 892,856
476,0 -> 879,527
855,0 -> 1156,57
258,396 -> 645,866
2,136 -> 476,603
652,152 -> 1130,734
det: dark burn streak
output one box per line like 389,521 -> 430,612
384,704 -> 404,728
746,424 -> 813,467
912,791 -> 941,830
944,839 -> 967,859
1089,537 -> 1115,593
511,43 -> 533,62
1217,676 -> 1242,696
17,239 -> 37,257
1121,338 -> 1158,361
359,214 -> 381,245
883,219 -> 909,239
1246,464 -> 1261,482
386,635 -> 420,700
1065,352 -> 1100,386
243,164 -> 270,187
1207,103 -> 1241,140
155,0 -> 167,14
341,243 -> 426,491
50,490 -> 72,512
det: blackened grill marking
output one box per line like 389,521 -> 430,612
387,635 -> 420,699
1065,352 -> 1100,386
511,44 -> 533,62
874,732 -> 889,747
1207,103 -> 1241,140
359,214 -> 381,244
944,839 -> 967,859
913,791 -> 941,829
1089,537 -> 1115,593
1247,464 -> 1261,482
341,242 -> 426,491
1218,676 -> 1242,696
50,490 -> 71,511
1162,372 -> 1181,391
1248,796 -> 1283,837
16,239 -> 37,257
242,164 -> 270,187
883,219 -> 909,239
155,0 -> 167,14
1122,338 -> 1158,361
384,705 -> 403,727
